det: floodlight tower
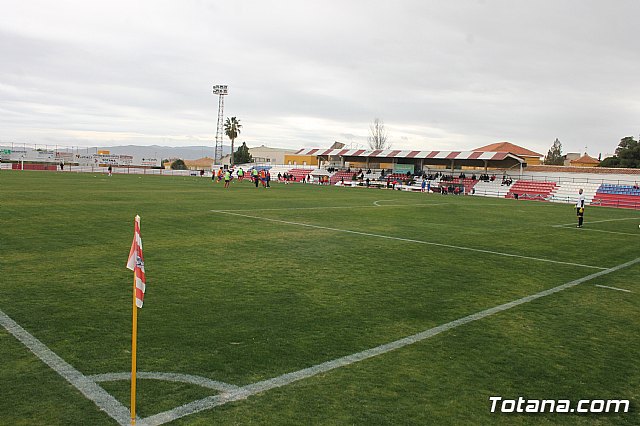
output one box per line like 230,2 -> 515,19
212,85 -> 228,164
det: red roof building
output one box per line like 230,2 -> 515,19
474,142 -> 543,165
570,153 -> 600,167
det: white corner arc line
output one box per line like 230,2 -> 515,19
142,257 -> 640,425
0,310 -> 131,426
595,284 -> 632,293
88,372 -> 240,393
211,210 -> 607,270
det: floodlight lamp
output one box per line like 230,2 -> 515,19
212,85 -> 228,95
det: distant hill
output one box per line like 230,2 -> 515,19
100,145 -> 230,161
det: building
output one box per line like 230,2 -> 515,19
249,145 -> 296,164
220,144 -> 297,165
184,157 -> 215,171
474,142 -> 544,166
569,153 -> 600,168
562,153 -> 581,166
284,141 -> 344,167
294,147 -> 525,173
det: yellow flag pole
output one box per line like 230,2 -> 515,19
130,274 -> 138,425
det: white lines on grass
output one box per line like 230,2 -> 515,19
216,203 -> 447,212
595,284 -> 632,293
372,199 -> 446,208
575,228 -> 639,237
211,210 -> 608,270
142,256 -> 640,425
0,309 -> 131,425
89,372 -> 240,392
552,217 -> 639,227
554,226 -> 640,237
373,199 -> 395,206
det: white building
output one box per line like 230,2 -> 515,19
220,144 -> 297,165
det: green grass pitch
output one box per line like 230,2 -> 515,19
1,171 -> 639,425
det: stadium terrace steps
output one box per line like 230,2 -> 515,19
331,170 -> 357,185
506,180 -> 557,200
549,182 -> 600,204
592,184 -> 640,209
454,178 -> 479,194
472,180 -> 511,197
266,166 -> 289,178
286,168 -> 314,182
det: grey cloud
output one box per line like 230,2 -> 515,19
1,0 -> 638,154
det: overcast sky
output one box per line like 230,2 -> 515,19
1,0 -> 638,156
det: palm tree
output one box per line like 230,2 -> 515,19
224,117 -> 242,166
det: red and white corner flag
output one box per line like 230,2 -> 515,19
126,215 -> 146,308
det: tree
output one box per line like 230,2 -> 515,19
543,138 -> 564,165
224,117 -> 242,166
170,159 -> 187,170
600,136 -> 640,168
233,142 -> 253,164
367,118 -> 390,150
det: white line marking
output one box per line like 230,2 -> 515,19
0,310 -> 131,425
142,257 -> 640,425
595,284 -> 632,293
552,217 -> 639,227
211,210 -> 607,270
553,226 -> 639,237
218,203 -> 447,212
373,199 -> 401,207
88,372 -> 240,393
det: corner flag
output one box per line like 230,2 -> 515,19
126,215 -> 146,308
126,215 -> 146,425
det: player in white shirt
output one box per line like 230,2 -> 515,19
575,188 -> 585,228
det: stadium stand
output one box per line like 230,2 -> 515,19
453,178 -> 479,194
506,180 -> 557,200
266,166 -> 290,181
286,168 -> 314,182
592,184 -> 640,209
549,182 -> 600,204
330,170 -> 356,185
472,180 -> 510,198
